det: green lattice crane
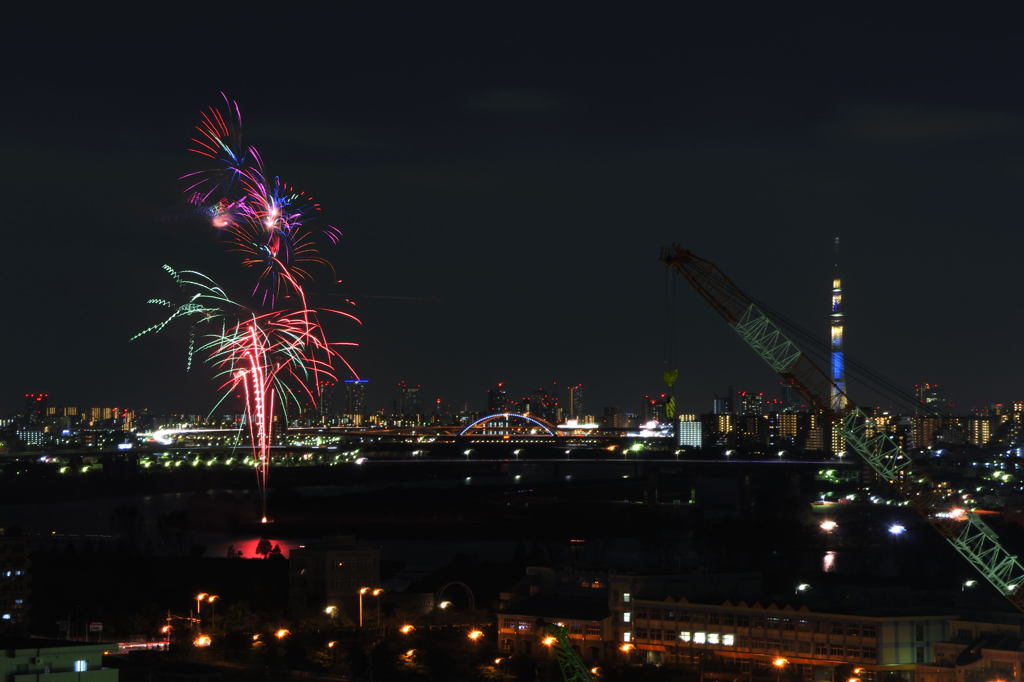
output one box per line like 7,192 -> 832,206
542,624 -> 595,682
662,245 -> 1024,612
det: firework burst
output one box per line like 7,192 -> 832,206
135,95 -> 360,522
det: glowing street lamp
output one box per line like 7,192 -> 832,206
274,628 -> 290,640
195,593 -> 208,617
542,635 -> 557,647
193,634 -> 212,648
438,600 -> 452,610
619,643 -> 635,653
399,624 -> 415,634
358,587 -> 383,627
819,520 -> 838,533
773,656 -> 788,681
888,523 -> 906,536
467,629 -> 484,641
324,605 -> 338,617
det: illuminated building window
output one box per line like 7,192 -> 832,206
680,631 -> 691,642
623,632 -> 631,642
723,634 -> 735,646
708,633 -> 720,644
74,661 -> 88,672
623,612 -> 631,623
623,592 -> 631,603
694,632 -> 706,644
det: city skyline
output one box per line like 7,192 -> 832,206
2,10 -> 1023,417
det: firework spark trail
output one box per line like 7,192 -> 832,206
135,95 -> 361,522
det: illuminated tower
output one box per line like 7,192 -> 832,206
566,384 -> 584,420
829,237 -> 847,412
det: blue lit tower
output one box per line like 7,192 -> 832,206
829,237 -> 847,413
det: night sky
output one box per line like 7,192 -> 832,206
3,9 -> 1023,416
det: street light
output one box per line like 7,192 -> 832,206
373,589 -> 384,632
274,628 -> 290,639
324,605 -> 338,617
468,629 -> 484,641
542,635 -> 557,647
358,587 -> 383,627
399,624 -> 415,634
819,520 -> 838,533
193,634 -> 212,648
619,643 -> 635,653
195,593 -> 208,618
206,595 -> 219,633
773,656 -> 788,682
438,600 -> 452,610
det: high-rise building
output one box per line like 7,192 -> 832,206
778,413 -> 799,441
677,414 -> 702,448
738,391 -> 765,416
0,526 -> 30,629
780,383 -> 805,413
915,383 -> 948,414
968,416 -> 993,447
830,237 -> 847,413
523,385 -> 558,421
344,380 -> 368,417
712,388 -> 733,415
22,393 -> 48,423
566,384 -> 584,420
487,382 -> 509,413
804,419 -> 825,451
395,380 -> 422,418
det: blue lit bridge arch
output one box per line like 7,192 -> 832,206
458,413 -> 558,437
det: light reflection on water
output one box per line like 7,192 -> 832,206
822,550 -> 836,573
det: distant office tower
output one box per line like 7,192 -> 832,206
523,385 -> 558,421
804,414 -> 826,451
968,416 -> 993,446
487,382 -> 509,413
677,414 -> 702,448
344,380 -> 368,416
23,393 -> 48,423
914,383 -> 947,414
830,237 -> 847,412
779,413 -> 799,441
712,388 -> 733,415
395,380 -> 422,417
738,391 -> 765,416
566,384 -> 584,420
640,394 -> 656,422
780,383 -> 805,413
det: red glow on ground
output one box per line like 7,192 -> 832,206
228,537 -> 302,559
